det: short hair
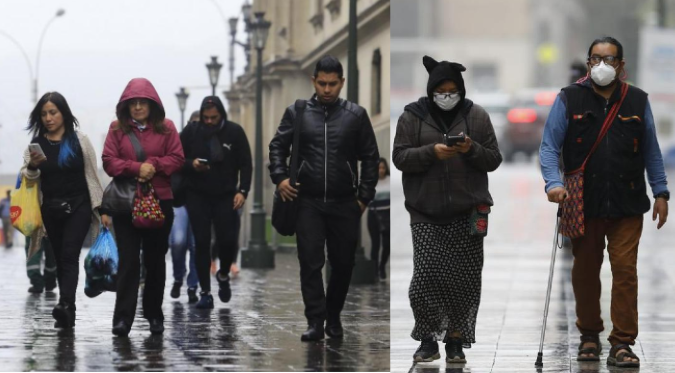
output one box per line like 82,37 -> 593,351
588,36 -> 623,61
189,110 -> 200,122
313,55 -> 343,78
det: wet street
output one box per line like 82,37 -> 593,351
0,247 -> 389,371
391,162 -> 675,373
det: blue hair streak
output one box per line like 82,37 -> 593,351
57,130 -> 81,168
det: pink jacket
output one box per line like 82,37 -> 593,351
102,78 -> 185,200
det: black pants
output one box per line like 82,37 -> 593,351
367,208 -> 390,271
41,197 -> 91,306
186,192 -> 239,292
295,197 -> 360,324
113,200 -> 173,327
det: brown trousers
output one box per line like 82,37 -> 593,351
571,215 -> 642,346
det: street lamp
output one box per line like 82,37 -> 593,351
228,0 -> 254,87
35,8 -> 65,103
205,56 -> 223,97
241,11 -> 273,269
175,87 -> 189,130
228,17 -> 238,86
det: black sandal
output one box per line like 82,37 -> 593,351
444,338 -> 467,363
577,335 -> 602,361
607,344 -> 640,368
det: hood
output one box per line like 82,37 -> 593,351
199,96 -> 228,123
404,97 -> 474,122
423,55 -> 467,101
116,78 -> 165,117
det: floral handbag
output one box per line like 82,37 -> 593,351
469,204 -> 490,237
132,182 -> 165,229
560,82 -> 628,238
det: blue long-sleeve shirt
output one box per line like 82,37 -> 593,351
540,93 -> 668,197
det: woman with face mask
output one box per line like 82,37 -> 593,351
392,56 -> 503,364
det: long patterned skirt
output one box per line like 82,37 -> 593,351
409,219 -> 484,347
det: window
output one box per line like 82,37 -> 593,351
371,49 -> 382,115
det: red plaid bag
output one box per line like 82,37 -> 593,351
560,83 -> 628,238
132,182 -> 165,229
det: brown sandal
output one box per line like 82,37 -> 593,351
607,344 -> 640,368
577,335 -> 602,361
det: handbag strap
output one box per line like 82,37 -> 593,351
127,131 -> 147,162
289,100 -> 306,187
574,82 -> 629,173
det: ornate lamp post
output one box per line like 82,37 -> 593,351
206,56 -> 223,97
35,8 -> 65,103
175,87 -> 189,130
241,11 -> 273,269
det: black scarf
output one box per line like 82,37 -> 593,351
199,120 -> 225,163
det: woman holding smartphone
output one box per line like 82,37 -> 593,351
393,56 -> 502,363
21,91 -> 104,329
102,78 -> 184,337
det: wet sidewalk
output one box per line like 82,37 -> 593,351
0,246 -> 389,371
391,164 -> 675,373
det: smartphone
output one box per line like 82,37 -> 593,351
197,158 -> 209,165
444,133 -> 466,147
28,144 -> 46,157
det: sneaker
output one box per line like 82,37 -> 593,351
28,286 -> 44,294
148,319 -> 164,335
445,338 -> 467,363
170,282 -> 181,299
52,302 -> 75,329
195,292 -> 214,309
216,270 -> 231,303
187,287 -> 199,303
413,340 -> 440,362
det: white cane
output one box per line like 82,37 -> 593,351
535,206 -> 563,367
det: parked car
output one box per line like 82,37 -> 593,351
501,88 -> 559,162
472,91 -> 511,152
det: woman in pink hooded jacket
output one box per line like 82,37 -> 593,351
102,78 -> 185,337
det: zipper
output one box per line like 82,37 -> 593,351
324,106 -> 328,202
346,161 -> 356,190
604,99 -> 610,213
297,160 -> 306,179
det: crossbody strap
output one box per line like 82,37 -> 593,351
289,100 -> 306,187
573,82 -> 629,173
127,130 -> 147,162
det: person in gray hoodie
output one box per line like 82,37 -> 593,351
393,56 -> 502,363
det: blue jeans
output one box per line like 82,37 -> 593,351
170,206 -> 198,288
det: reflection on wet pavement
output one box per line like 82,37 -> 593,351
391,164 -> 675,373
0,249 -> 389,371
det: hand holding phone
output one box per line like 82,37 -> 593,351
27,144 -> 47,167
443,133 -> 466,147
193,158 -> 210,172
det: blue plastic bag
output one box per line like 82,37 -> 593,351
84,227 -> 119,297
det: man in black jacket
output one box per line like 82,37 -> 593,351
181,96 -> 252,309
269,56 -> 380,341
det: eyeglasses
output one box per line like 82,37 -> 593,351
588,55 -> 619,66
433,92 -> 459,99
128,99 -> 150,107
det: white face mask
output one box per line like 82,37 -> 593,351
433,93 -> 461,111
590,61 -> 616,87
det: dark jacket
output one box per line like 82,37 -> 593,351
268,95 -> 380,204
180,102 -> 252,198
561,80 -> 650,218
393,97 -> 502,224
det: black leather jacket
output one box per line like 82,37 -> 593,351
268,96 -> 380,204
